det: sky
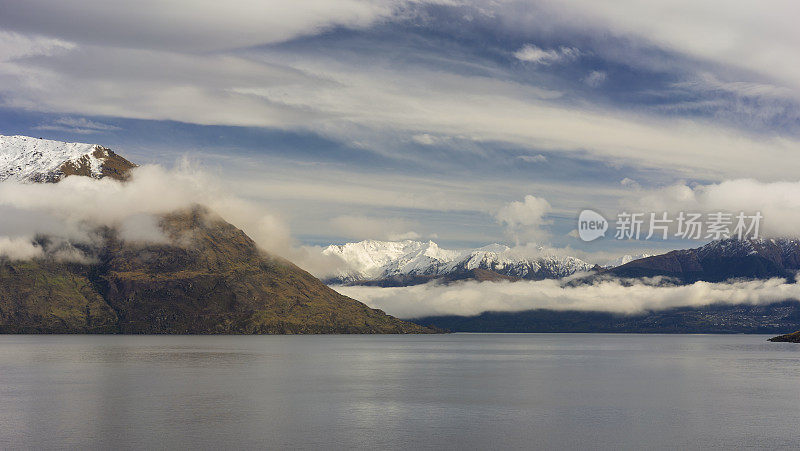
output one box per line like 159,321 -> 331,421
1,0 -> 799,259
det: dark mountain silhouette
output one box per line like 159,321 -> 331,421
604,238 -> 800,282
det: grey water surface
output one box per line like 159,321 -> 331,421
1,334 -> 798,450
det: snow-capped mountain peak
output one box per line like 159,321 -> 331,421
0,134 -> 135,182
321,239 -> 594,285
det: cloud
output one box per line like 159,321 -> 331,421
517,154 -> 547,163
583,70 -> 607,87
2,0 -> 800,255
290,245 -> 356,280
0,164 -> 208,224
619,177 -> 640,189
513,44 -> 581,65
330,215 -> 422,241
496,195 -> 551,242
117,214 -> 170,244
33,117 -> 120,134
389,231 -> 422,240
632,179 -> 800,238
518,0 -> 800,95
0,160 -> 293,257
0,0 -> 406,52
0,236 -> 43,260
3,27 -> 800,182
0,30 -> 74,61
0,235 -> 96,263
0,43 -> 329,128
411,133 -> 447,146
335,275 -> 800,319
496,195 -> 551,229
411,134 -> 436,145
673,73 -> 793,100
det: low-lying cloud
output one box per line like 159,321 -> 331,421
0,160 -> 293,259
0,236 -> 44,260
335,276 -> 800,319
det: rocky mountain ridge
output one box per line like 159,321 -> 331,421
0,134 -> 135,182
606,238 -> 800,282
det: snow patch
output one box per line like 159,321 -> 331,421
0,135 -> 109,182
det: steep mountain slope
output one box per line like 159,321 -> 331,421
0,135 -> 136,182
322,240 -> 594,286
605,238 -> 800,282
0,258 -> 119,333
0,207 -> 433,333
0,135 -> 433,334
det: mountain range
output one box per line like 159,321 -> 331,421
321,236 -> 800,289
4,134 -> 799,336
418,238 -> 800,334
0,135 -> 434,334
322,239 -> 596,286
603,238 -> 800,282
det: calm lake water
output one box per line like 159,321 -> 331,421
1,334 -> 799,450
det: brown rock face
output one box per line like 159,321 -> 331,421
58,146 -> 137,181
0,207 -> 435,334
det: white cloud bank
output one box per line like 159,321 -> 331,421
0,236 -> 44,260
0,161 -> 293,258
632,179 -> 800,238
336,276 -> 800,319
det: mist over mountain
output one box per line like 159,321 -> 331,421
4,134 -> 800,335
334,238 -> 800,333
0,135 -> 433,334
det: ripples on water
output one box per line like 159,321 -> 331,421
0,334 -> 798,450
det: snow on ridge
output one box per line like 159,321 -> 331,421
697,237 -> 800,259
322,239 -> 593,284
0,134 -> 107,182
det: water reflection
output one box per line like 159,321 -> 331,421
0,334 -> 798,449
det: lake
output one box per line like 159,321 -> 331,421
1,334 -> 798,450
